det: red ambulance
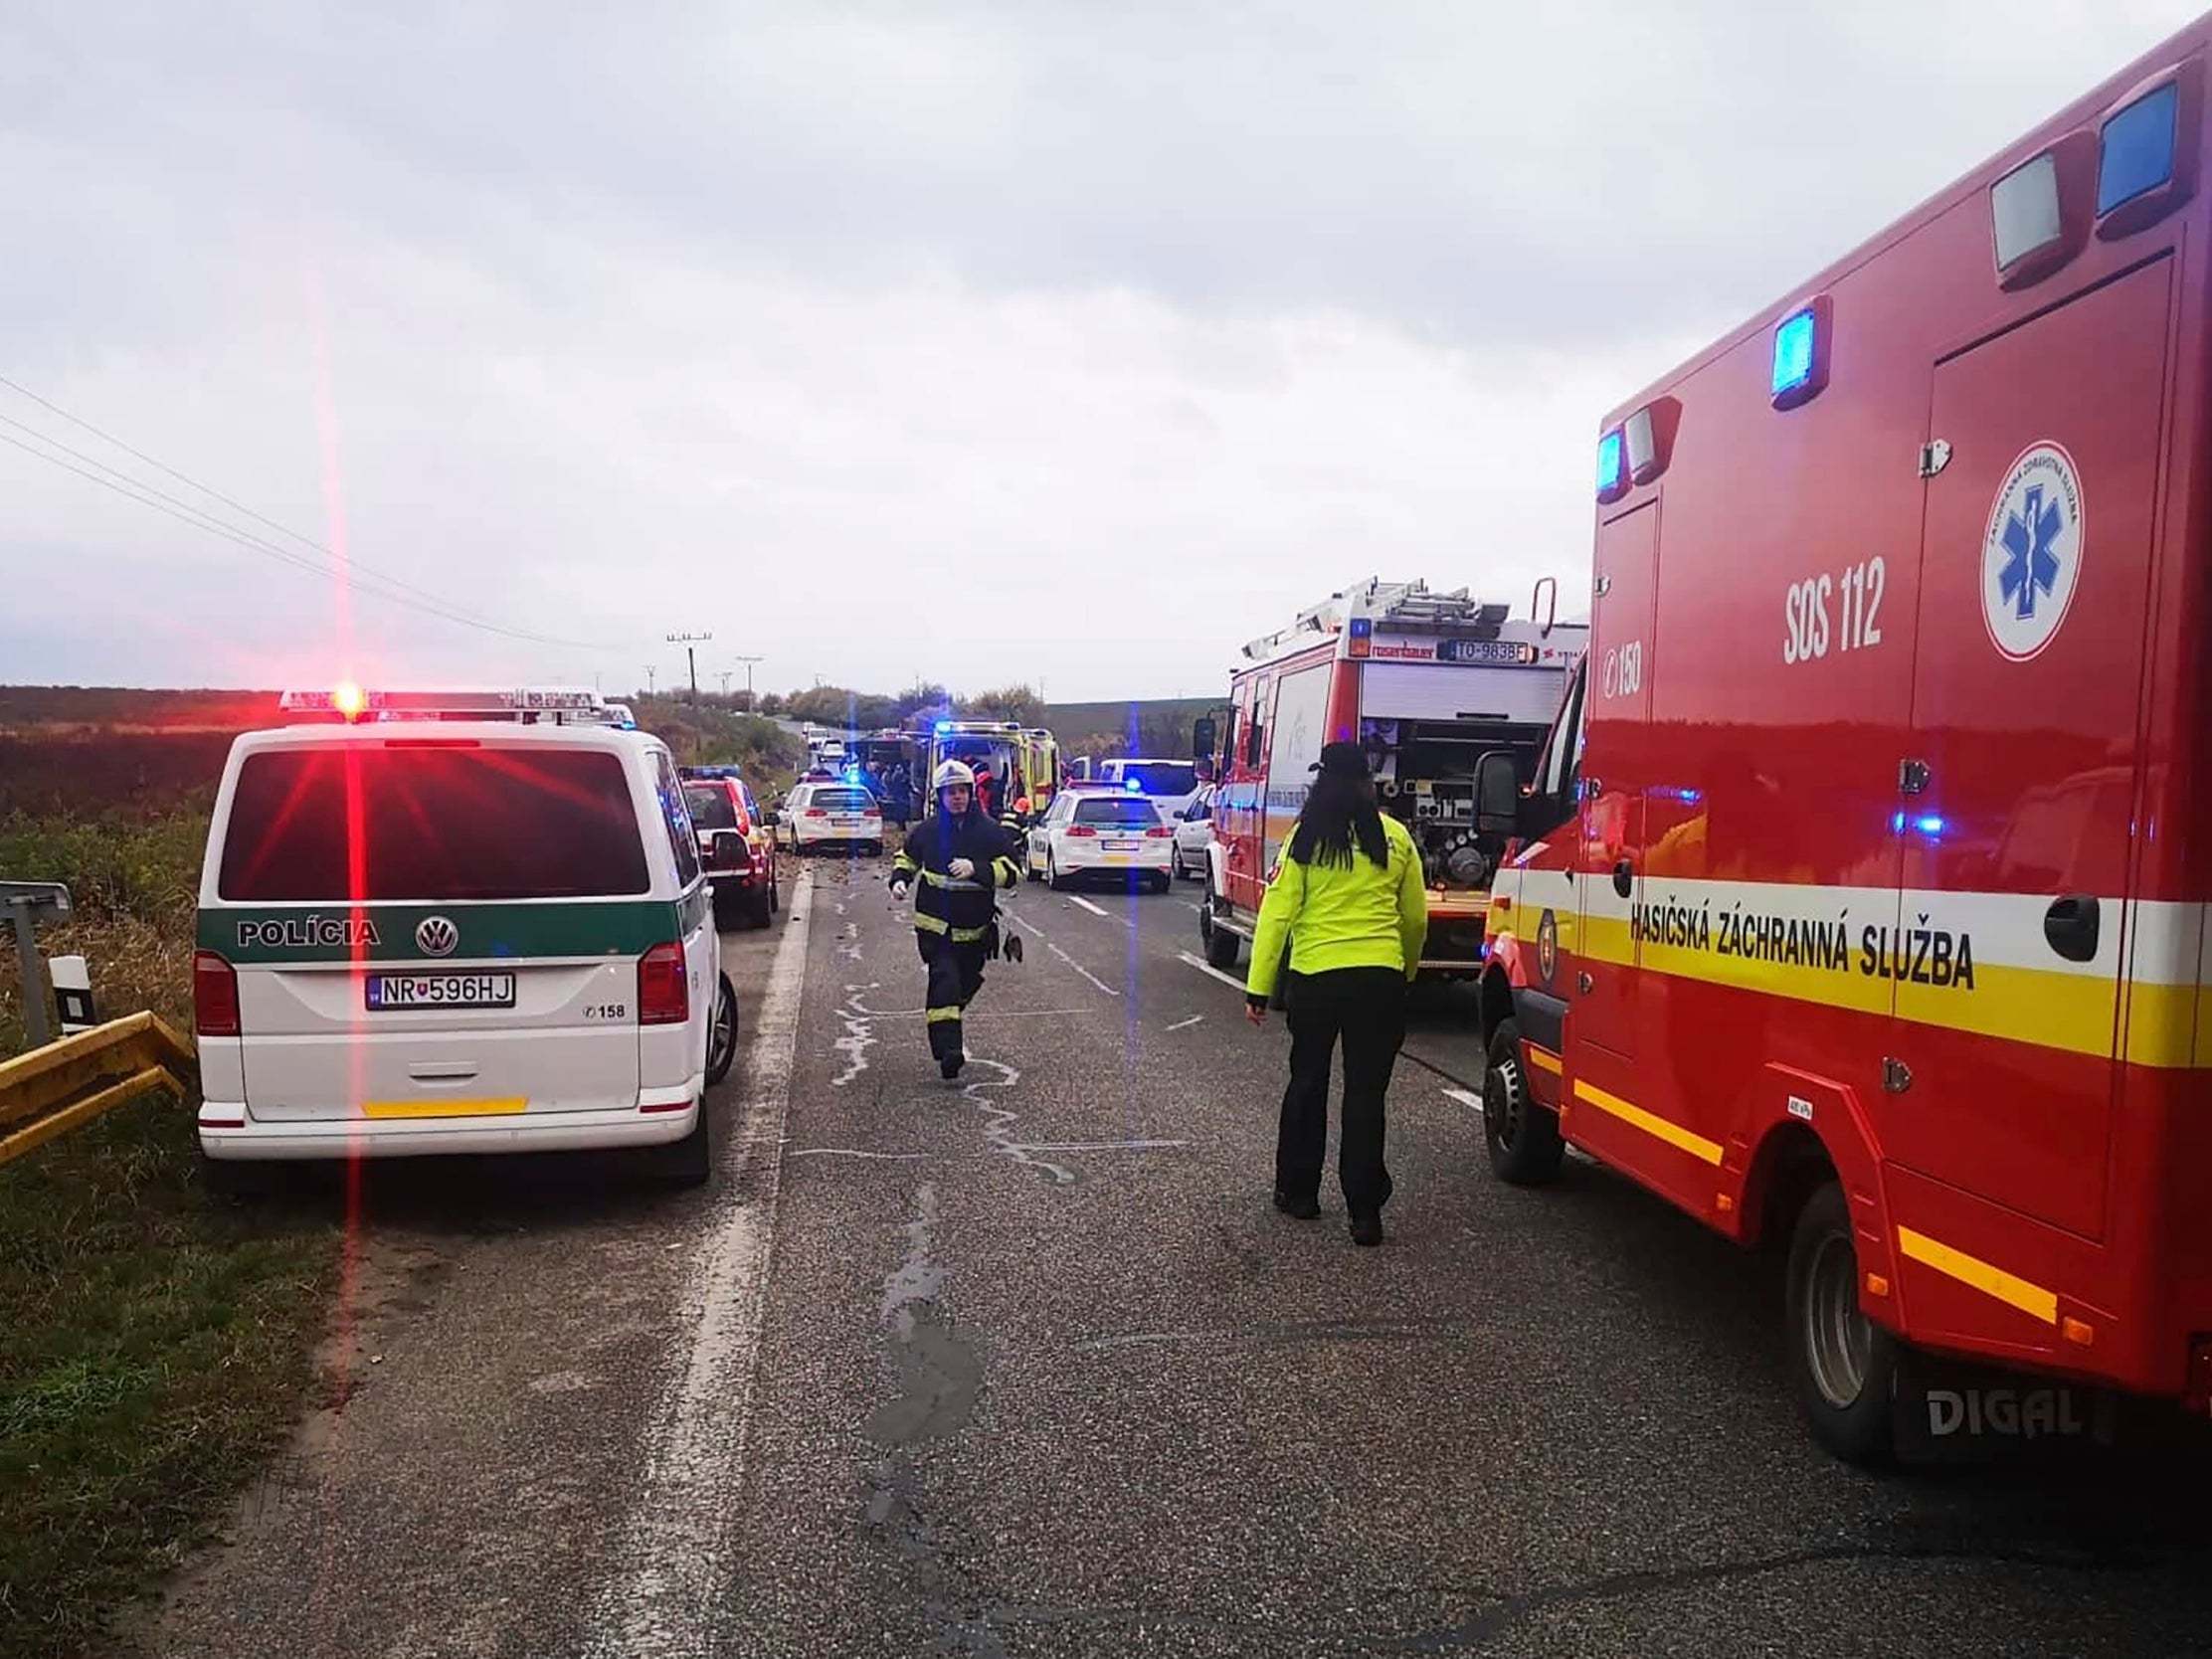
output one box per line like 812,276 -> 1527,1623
1198,579 -> 1585,977
1475,22 -> 2212,1461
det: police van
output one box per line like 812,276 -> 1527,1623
192,686 -> 736,1188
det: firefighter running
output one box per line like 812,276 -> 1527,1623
888,761 -> 1022,1079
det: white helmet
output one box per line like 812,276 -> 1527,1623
932,759 -> 977,792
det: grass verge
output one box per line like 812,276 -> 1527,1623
0,1091 -> 337,1659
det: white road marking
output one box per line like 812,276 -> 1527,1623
1065,894 -> 1110,917
1181,901 -> 1204,914
583,866 -> 812,1657
1007,1139 -> 1190,1153
1178,950 -> 1246,994
1047,941 -> 1121,999
789,1148 -> 930,1161
1166,1014 -> 1204,1031
1442,1087 -> 1485,1115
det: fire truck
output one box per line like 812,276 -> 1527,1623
1197,579 -> 1586,976
1473,22 -> 2212,1461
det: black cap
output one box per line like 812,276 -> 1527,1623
1311,740 -> 1371,780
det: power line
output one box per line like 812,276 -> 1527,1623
0,374 -> 614,650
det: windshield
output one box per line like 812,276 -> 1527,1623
219,745 -> 648,900
1074,797 -> 1162,827
683,783 -> 739,830
1117,762 -> 1196,795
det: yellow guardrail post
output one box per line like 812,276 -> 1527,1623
0,1012 -> 197,1168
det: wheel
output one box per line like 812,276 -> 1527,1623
1147,872 -> 1171,894
866,841 -> 883,858
1483,1016 -> 1565,1185
1170,845 -> 1188,880
1048,854 -> 1072,892
1200,906 -> 1241,970
656,1102 -> 712,1188
1786,1182 -> 1898,1464
768,874 -> 780,915
745,884 -> 773,929
1026,853 -> 1043,883
704,975 -> 739,1085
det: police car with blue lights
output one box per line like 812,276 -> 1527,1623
190,685 -> 736,1190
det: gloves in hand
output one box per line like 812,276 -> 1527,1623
888,878 -> 910,900
948,857 -> 976,880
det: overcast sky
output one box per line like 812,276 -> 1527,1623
0,1 -> 2197,701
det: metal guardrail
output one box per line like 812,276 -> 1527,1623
0,1012 -> 197,1168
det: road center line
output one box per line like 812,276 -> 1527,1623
1006,1139 -> 1190,1153
1065,894 -> 1110,917
788,1148 -> 931,1161
1166,1014 -> 1204,1031
582,867 -> 813,1657
1442,1087 -> 1485,1115
1177,950 -> 1246,993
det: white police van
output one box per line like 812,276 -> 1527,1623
192,686 -> 735,1188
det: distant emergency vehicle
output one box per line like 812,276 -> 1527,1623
1198,579 -> 1586,976
920,720 -> 1063,822
1475,25 -> 2212,1459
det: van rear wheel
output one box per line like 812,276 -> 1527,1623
704,976 -> 739,1085
1483,1017 -> 1565,1185
1785,1181 -> 1898,1464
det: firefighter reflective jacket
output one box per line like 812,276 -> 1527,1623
892,810 -> 1020,943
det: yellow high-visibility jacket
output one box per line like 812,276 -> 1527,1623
1245,813 -> 1428,1001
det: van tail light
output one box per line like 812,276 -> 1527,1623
638,942 -> 689,1025
1145,827 -> 1174,838
1065,826 -> 1098,837
194,950 -> 241,1036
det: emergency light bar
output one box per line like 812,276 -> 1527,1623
279,686 -> 610,723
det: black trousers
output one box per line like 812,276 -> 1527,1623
1275,967 -> 1408,1215
918,934 -> 988,1062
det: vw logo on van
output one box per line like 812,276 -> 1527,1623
415,915 -> 460,958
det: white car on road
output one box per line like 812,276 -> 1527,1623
776,782 -> 884,855
1025,787 -> 1174,892
1169,785 -> 1215,882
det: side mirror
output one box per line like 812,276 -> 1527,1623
1192,716 -> 1216,761
1475,751 -> 1521,837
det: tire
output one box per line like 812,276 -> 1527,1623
656,1102 -> 712,1188
745,885 -> 773,929
1200,906 -> 1241,971
1147,872 -> 1171,894
1785,1182 -> 1899,1464
704,975 -> 739,1086
768,875 -> 780,916
1170,845 -> 1189,880
1048,854 -> 1072,892
1026,854 -> 1043,884
1483,1016 -> 1565,1186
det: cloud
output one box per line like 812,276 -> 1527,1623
0,0 -> 2199,696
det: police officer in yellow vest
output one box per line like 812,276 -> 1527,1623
889,761 -> 1022,1080
1245,741 -> 1428,1246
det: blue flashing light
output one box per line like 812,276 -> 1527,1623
1595,430 -> 1624,494
1771,308 -> 1818,398
1891,811 -> 1906,834
1124,777 -> 1143,792
1892,810 -> 1947,837
1915,815 -> 1946,837
935,720 -> 952,735
2099,82 -> 2178,215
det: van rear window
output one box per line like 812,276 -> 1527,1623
219,746 -> 649,901
1075,797 -> 1162,828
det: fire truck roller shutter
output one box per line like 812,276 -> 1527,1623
1360,663 -> 1567,725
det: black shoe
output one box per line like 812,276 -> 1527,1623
1349,1211 -> 1383,1247
940,1054 -> 965,1081
1272,1189 -> 1320,1220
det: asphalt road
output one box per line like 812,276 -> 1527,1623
141,860 -> 2212,1658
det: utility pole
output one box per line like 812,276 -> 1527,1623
645,664 -> 657,695
728,653 -> 764,706
666,631 -> 712,703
